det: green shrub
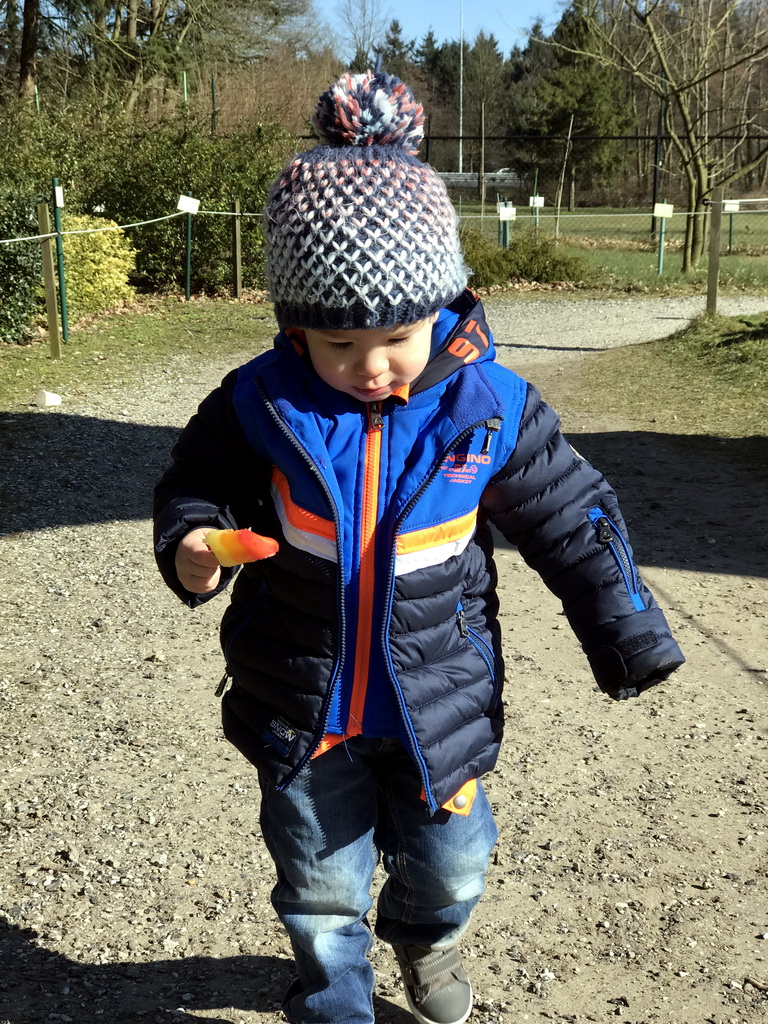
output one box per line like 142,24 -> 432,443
77,117 -> 292,293
0,191 -> 43,345
460,226 -> 589,288
0,104 -> 292,296
61,214 -> 136,319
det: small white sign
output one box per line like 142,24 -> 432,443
54,186 -> 65,208
653,202 -> 674,218
498,206 -> 517,221
723,201 -> 740,213
528,195 -> 545,208
177,194 -> 200,214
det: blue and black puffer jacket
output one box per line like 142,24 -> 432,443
154,290 -> 684,812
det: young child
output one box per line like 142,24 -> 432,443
154,70 -> 684,1024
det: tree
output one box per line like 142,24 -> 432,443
2,0 -> 314,115
536,6 -> 634,195
463,32 -> 506,173
1,0 -> 22,94
333,0 -> 388,69
18,0 -> 36,98
380,18 -> 415,79
547,0 -> 768,269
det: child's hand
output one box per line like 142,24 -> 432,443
176,528 -> 222,594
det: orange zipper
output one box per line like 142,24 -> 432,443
346,401 -> 383,735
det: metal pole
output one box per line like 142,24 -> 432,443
51,178 -> 69,342
232,200 -> 242,299
37,203 -> 62,359
728,212 -> 734,256
211,73 -> 217,134
657,198 -> 667,275
706,186 -> 724,315
651,96 -> 665,237
458,0 -> 464,173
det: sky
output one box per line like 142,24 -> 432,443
314,0 -> 567,57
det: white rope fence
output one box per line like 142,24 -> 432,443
3,199 -> 765,245
0,206 -> 266,246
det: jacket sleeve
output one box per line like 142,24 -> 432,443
153,369 -> 273,607
482,383 -> 684,697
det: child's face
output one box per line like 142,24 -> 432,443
302,315 -> 437,402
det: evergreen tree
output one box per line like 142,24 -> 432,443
539,5 -> 633,190
380,19 -> 416,80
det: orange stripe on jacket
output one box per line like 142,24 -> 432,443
272,468 -> 336,540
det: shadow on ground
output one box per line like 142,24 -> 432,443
0,919 -> 414,1024
1,410 -> 766,578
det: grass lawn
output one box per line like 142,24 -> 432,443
0,298 -> 277,412
553,310 -> 768,444
573,246 -> 768,295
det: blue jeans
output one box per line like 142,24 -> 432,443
257,737 -> 498,1024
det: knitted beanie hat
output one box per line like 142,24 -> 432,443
264,69 -> 468,330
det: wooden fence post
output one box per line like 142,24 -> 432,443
706,185 -> 724,316
36,203 -> 62,359
232,200 -> 242,299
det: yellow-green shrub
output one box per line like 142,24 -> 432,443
62,214 -> 136,319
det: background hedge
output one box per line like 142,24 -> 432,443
0,191 -> 44,345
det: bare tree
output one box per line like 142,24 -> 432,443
547,0 -> 768,269
334,0 -> 389,68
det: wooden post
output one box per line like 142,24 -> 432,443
478,102 -> 486,218
706,186 -> 723,316
37,203 -> 62,359
185,206 -> 192,301
232,200 -> 242,299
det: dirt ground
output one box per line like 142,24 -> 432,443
1,298 -> 767,1024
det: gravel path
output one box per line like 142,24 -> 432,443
1,293 -> 767,1024
485,293 -> 768,362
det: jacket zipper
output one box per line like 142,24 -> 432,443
381,417 -> 503,812
254,379 -> 348,783
456,601 -> 499,690
346,401 -> 384,735
588,506 -> 645,611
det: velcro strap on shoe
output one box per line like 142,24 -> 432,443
403,945 -> 463,987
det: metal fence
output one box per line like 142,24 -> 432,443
457,197 -> 768,256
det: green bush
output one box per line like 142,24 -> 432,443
61,214 -> 136,319
460,226 -> 589,288
0,192 -> 43,345
0,104 -> 292,296
77,117 -> 292,293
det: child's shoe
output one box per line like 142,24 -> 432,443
392,943 -> 472,1024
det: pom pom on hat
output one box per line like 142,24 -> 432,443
312,69 -> 425,155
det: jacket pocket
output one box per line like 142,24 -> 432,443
588,506 -> 645,611
216,583 -> 267,696
456,601 -> 500,700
